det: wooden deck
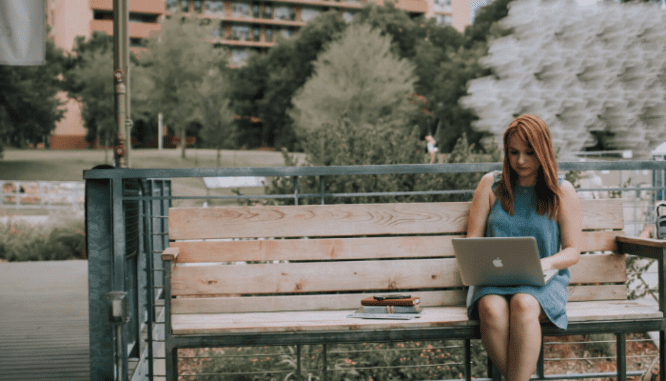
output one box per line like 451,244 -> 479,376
0,261 -> 90,381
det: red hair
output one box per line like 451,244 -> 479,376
496,114 -> 562,219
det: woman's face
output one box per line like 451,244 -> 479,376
507,134 -> 540,186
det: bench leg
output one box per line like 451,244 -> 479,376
165,344 -> 178,381
616,333 -> 626,381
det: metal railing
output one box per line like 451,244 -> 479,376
84,160 -> 666,381
0,180 -> 84,213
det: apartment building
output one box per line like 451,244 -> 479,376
46,0 -> 471,148
171,0 -> 469,65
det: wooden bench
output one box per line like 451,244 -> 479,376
161,199 -> 666,381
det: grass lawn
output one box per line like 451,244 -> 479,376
0,148 -> 306,209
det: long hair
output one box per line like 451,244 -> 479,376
496,114 -> 562,219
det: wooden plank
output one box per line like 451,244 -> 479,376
170,300 -> 661,336
569,253 -> 626,284
567,285 -> 626,302
171,253 -> 625,296
168,200 -> 622,241
580,199 -> 624,231
172,284 -> 626,314
172,290 -> 467,314
172,236 -> 462,263
170,258 -> 463,296
170,231 -> 619,263
168,202 -> 471,239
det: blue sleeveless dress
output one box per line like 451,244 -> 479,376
466,172 -> 570,329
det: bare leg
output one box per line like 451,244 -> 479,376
506,293 -> 542,381
478,295 -> 511,376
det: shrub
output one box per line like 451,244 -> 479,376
0,218 -> 86,261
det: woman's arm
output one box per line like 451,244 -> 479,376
541,180 -> 582,271
467,172 -> 496,238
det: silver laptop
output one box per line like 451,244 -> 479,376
452,237 -> 558,287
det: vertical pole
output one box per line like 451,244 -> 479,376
113,0 -> 130,168
293,176 -> 299,206
464,339 -> 472,381
296,344 -> 301,381
86,179 -> 116,380
158,113 -> 163,151
320,176 -> 325,205
322,344 -> 327,381
616,332 -> 626,381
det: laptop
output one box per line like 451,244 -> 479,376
451,237 -> 558,287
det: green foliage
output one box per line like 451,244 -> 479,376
0,36 -> 67,150
197,68 -> 236,166
192,340 -> 489,380
0,219 -> 86,261
230,11 -> 347,149
134,13 -> 228,158
289,23 -> 417,137
263,117 -> 500,206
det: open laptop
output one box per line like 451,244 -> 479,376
451,237 -> 558,287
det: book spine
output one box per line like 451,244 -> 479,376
362,305 -> 420,314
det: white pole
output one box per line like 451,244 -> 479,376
158,113 -> 163,151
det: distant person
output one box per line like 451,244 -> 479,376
465,114 -> 582,381
425,135 -> 438,163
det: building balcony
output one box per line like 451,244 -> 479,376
90,0 -> 166,15
91,19 -> 162,39
210,15 -> 306,27
217,38 -> 276,48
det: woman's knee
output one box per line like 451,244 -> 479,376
510,293 -> 541,320
478,295 -> 510,322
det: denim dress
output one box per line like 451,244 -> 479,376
466,172 -> 570,329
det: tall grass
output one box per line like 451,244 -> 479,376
0,218 -> 86,261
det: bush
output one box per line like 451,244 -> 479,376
263,117 -> 501,206
0,218 -> 86,261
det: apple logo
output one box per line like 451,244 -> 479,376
493,258 -> 504,268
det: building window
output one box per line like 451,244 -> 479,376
130,38 -> 143,48
181,0 -> 189,12
129,13 -> 159,23
166,0 -> 179,12
262,4 -> 272,18
280,27 -> 295,38
342,11 -> 355,22
231,49 -> 249,65
231,25 -> 251,41
435,14 -> 452,26
93,10 -> 113,20
252,3 -> 260,18
433,0 -> 452,12
301,7 -> 321,22
204,0 -> 225,15
210,21 -> 224,38
265,27 -> 273,42
252,26 -> 260,41
232,2 -> 252,18
274,6 -> 295,21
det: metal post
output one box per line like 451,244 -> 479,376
113,0 -> 130,168
616,332 -> 626,381
293,176 -> 299,206
322,344 -> 327,381
296,344 -> 301,381
320,176 -> 325,205
464,339 -> 472,381
86,179 -> 116,380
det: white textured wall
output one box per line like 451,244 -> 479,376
461,0 -> 666,158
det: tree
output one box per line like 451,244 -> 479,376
197,68 -> 236,167
289,23 -> 417,138
73,48 -> 115,162
134,14 -> 226,158
0,36 -> 67,152
229,11 -> 347,150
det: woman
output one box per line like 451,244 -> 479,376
466,114 -> 582,381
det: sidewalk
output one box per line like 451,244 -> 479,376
0,260 -> 89,381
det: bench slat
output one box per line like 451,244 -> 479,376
170,254 -> 625,296
170,301 -> 661,336
171,285 -> 627,314
170,231 -> 619,263
167,200 -> 623,240
168,203 -> 471,240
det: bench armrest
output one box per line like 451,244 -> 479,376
616,236 -> 666,260
162,247 -> 180,262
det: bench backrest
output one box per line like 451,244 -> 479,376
166,199 -> 626,314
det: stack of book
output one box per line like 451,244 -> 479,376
348,295 -> 422,320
